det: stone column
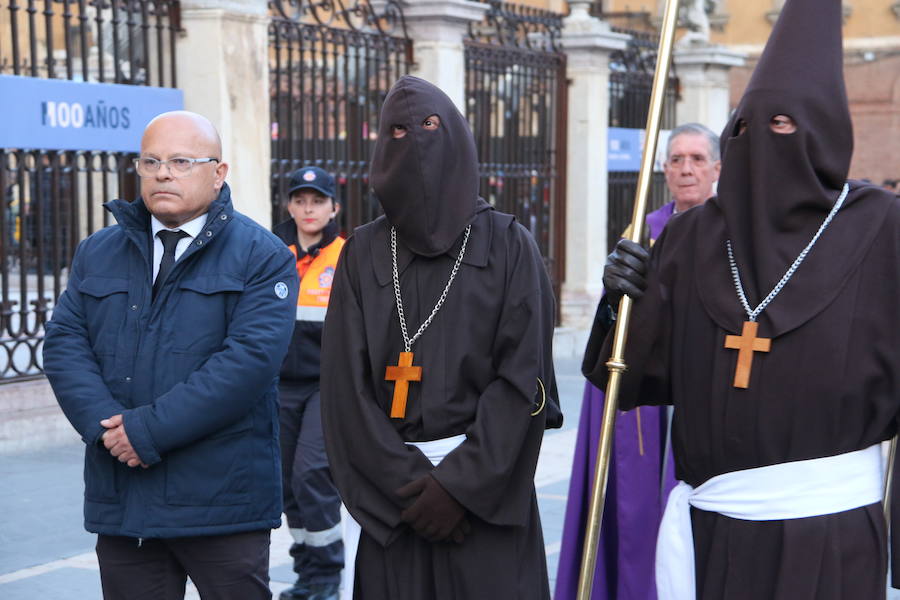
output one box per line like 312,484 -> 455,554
401,0 -> 489,112
176,0 -> 271,226
673,43 -> 746,135
556,2 -> 629,348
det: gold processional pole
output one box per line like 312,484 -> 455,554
575,1 -> 682,598
885,436 -> 897,523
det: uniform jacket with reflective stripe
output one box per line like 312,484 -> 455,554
43,184 -> 299,539
274,219 -> 344,384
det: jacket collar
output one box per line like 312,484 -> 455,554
274,219 -> 339,258
105,183 -> 236,255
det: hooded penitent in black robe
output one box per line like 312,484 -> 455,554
583,0 -> 900,598
320,76 -> 561,599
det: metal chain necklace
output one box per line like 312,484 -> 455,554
723,182 -> 849,389
391,225 -> 471,351
384,224 -> 471,419
727,182 -> 849,322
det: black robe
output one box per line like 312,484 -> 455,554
583,182 -> 900,599
321,205 -> 559,599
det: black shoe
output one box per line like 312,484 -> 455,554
306,582 -> 340,600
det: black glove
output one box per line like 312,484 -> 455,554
602,239 -> 650,307
396,475 -> 466,543
448,517 -> 472,544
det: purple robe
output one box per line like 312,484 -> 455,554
555,202 -> 677,600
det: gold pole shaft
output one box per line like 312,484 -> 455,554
884,436 -> 897,523
575,1 -> 682,598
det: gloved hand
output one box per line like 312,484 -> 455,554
396,475 -> 467,543
603,239 -> 650,307
448,517 -> 472,544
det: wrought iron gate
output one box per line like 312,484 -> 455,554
464,1 -> 567,305
605,28 -> 679,251
268,0 -> 411,231
0,1 -> 180,383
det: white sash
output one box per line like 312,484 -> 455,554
340,434 -> 467,600
656,444 -> 884,600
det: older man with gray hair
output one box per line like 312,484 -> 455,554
662,122 -> 721,214
555,123 -> 720,600
620,123 -> 720,247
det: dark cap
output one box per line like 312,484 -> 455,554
287,166 -> 336,199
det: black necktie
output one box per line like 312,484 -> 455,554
153,230 -> 189,299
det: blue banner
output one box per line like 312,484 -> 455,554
608,127 -> 671,172
0,75 -> 183,152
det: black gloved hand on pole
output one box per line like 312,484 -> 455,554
602,239 -> 651,307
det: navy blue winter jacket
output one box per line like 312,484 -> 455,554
43,184 -> 299,538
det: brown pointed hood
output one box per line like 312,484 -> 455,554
714,0 -> 852,301
695,0 -> 894,340
369,76 -> 479,257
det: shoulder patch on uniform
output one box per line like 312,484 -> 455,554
318,267 -> 335,288
274,281 -> 289,299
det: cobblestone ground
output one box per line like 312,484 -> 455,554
3,357 -> 897,599
0,357 -> 584,599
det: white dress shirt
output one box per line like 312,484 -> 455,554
150,213 -> 208,283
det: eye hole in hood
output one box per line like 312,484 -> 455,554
369,76 -> 479,257
713,0 -> 853,301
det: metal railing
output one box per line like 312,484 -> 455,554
606,27 -> 679,251
1,0 -> 179,85
0,0 -> 179,383
464,1 -> 567,311
268,0 -> 411,231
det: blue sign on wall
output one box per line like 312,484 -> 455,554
0,75 -> 184,153
608,127 -> 643,171
608,127 -> 671,172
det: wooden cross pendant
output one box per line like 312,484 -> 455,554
724,321 -> 771,389
385,351 -> 422,419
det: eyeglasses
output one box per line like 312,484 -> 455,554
134,156 -> 219,178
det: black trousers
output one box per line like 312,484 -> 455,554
95,530 -> 271,600
279,381 -> 344,585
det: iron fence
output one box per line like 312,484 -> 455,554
464,1 -> 567,309
0,0 -> 179,85
606,27 -> 679,251
268,0 -> 411,232
0,0 -> 179,382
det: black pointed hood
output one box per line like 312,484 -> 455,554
695,0 -> 895,340
713,0 -> 852,300
369,76 -> 479,257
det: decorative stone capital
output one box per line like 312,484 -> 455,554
674,42 -> 746,140
561,8 -> 630,57
674,43 -> 747,69
650,0 -> 729,32
401,0 -> 489,40
566,0 -> 593,20
400,0 -> 487,112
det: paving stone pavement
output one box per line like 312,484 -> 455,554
0,356 -> 584,599
5,356 -> 898,599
